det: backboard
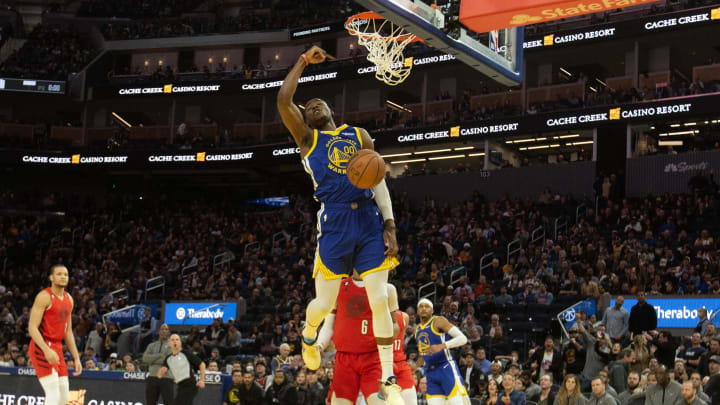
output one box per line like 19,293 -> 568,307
353,0 -> 524,86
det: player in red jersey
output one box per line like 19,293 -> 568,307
316,276 -> 404,405
28,265 -> 82,405
393,309 -> 417,405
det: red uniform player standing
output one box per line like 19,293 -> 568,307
317,277 -> 405,405
393,309 -> 418,405
28,265 -> 82,405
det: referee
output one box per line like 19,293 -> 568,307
157,334 -> 206,405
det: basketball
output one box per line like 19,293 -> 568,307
347,149 -> 386,189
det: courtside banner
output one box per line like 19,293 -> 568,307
0,368 -> 225,405
460,0 -> 662,33
163,302 -> 238,326
609,297 -> 720,329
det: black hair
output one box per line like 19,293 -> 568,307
49,264 -> 65,276
242,370 -> 253,376
232,369 -> 242,376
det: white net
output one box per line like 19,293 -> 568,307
346,14 -> 417,86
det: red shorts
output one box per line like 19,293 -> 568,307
331,351 -> 382,402
29,340 -> 67,379
394,360 -> 415,390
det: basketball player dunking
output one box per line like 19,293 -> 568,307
28,265 -> 82,405
277,45 -> 402,404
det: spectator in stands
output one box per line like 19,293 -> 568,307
675,360 -> 690,383
87,323 -> 105,359
529,336 -> 562,383
602,296 -> 630,343
460,352 -> 482,391
206,347 -> 224,369
651,331 -> 677,370
589,376 -> 616,405
498,373 -> 526,405
628,335 -> 650,372
618,371 -> 643,404
137,306 -> 158,352
690,372 -> 711,404
679,381 -> 706,405
535,374 -> 554,405
254,362 -> 270,390
294,371 -> 308,404
417,376 -> 429,405
578,321 -> 612,388
696,308 -> 711,336
608,348 -> 634,393
223,369 -> 243,405
236,369 -> 264,405
476,347 -> 492,374
704,356 -> 720,405
265,369 -> 295,405
207,361 -> 219,372
306,369 -> 326,405
520,371 -> 541,400
646,365 -> 682,405
681,333 -> 708,373
629,292 -> 657,335
699,338 -> 720,377
555,374 -> 582,405
271,343 -> 291,374
562,324 -> 586,377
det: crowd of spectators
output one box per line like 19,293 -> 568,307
0,24 -> 96,80
77,0 -> 205,19
1,171 -> 720,404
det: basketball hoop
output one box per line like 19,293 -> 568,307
345,11 -> 420,86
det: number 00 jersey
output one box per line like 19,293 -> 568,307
333,277 -> 376,354
301,124 -> 373,204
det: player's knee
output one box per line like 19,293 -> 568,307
366,288 -> 389,313
39,375 -> 60,405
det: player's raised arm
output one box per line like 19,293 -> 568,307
277,45 -> 332,151
28,291 -> 56,364
64,295 -> 82,376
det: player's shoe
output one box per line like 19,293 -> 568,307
378,376 -> 404,405
302,336 -> 321,370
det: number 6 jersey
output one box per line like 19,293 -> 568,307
333,277 -> 377,354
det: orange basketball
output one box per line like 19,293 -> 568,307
347,149 -> 386,189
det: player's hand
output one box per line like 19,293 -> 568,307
197,380 -> 205,389
44,349 -> 60,365
303,46 -> 334,64
383,223 -> 398,257
73,359 -> 82,376
427,344 -> 445,355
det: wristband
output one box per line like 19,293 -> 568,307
300,54 -> 309,66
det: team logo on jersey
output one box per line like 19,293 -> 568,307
417,331 -> 431,356
346,295 -> 369,318
325,137 -> 358,174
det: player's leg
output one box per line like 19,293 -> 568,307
427,398 -> 446,405
361,269 -> 393,378
302,269 -> 342,369
57,376 -> 70,405
331,352 -> 362,405
401,388 -> 418,405
38,370 -> 61,405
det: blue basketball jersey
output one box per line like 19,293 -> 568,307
301,124 -> 373,204
415,316 -> 454,367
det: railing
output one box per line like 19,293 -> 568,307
213,251 -> 235,268
244,242 -> 260,257
181,263 -> 198,279
102,304 -> 140,333
531,226 -> 545,245
479,253 -> 495,278
507,239 -> 521,262
449,267 -> 466,289
575,203 -> 587,223
144,276 -> 165,301
418,281 -> 436,302
109,287 -> 129,302
556,300 -> 589,340
554,217 -> 568,240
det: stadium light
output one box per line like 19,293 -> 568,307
414,149 -> 451,155
391,158 -> 426,164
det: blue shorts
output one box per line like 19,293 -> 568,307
313,199 -> 397,280
425,361 -> 467,399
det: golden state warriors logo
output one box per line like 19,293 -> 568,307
326,137 -> 358,175
417,331 -> 431,356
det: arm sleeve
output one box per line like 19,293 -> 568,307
372,179 -> 394,222
142,343 -> 162,365
620,312 -> 629,336
316,313 -> 335,351
444,326 -> 468,349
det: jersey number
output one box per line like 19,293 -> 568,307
361,320 -> 368,335
394,340 -> 401,351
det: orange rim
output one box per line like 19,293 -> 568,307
345,11 -> 422,43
